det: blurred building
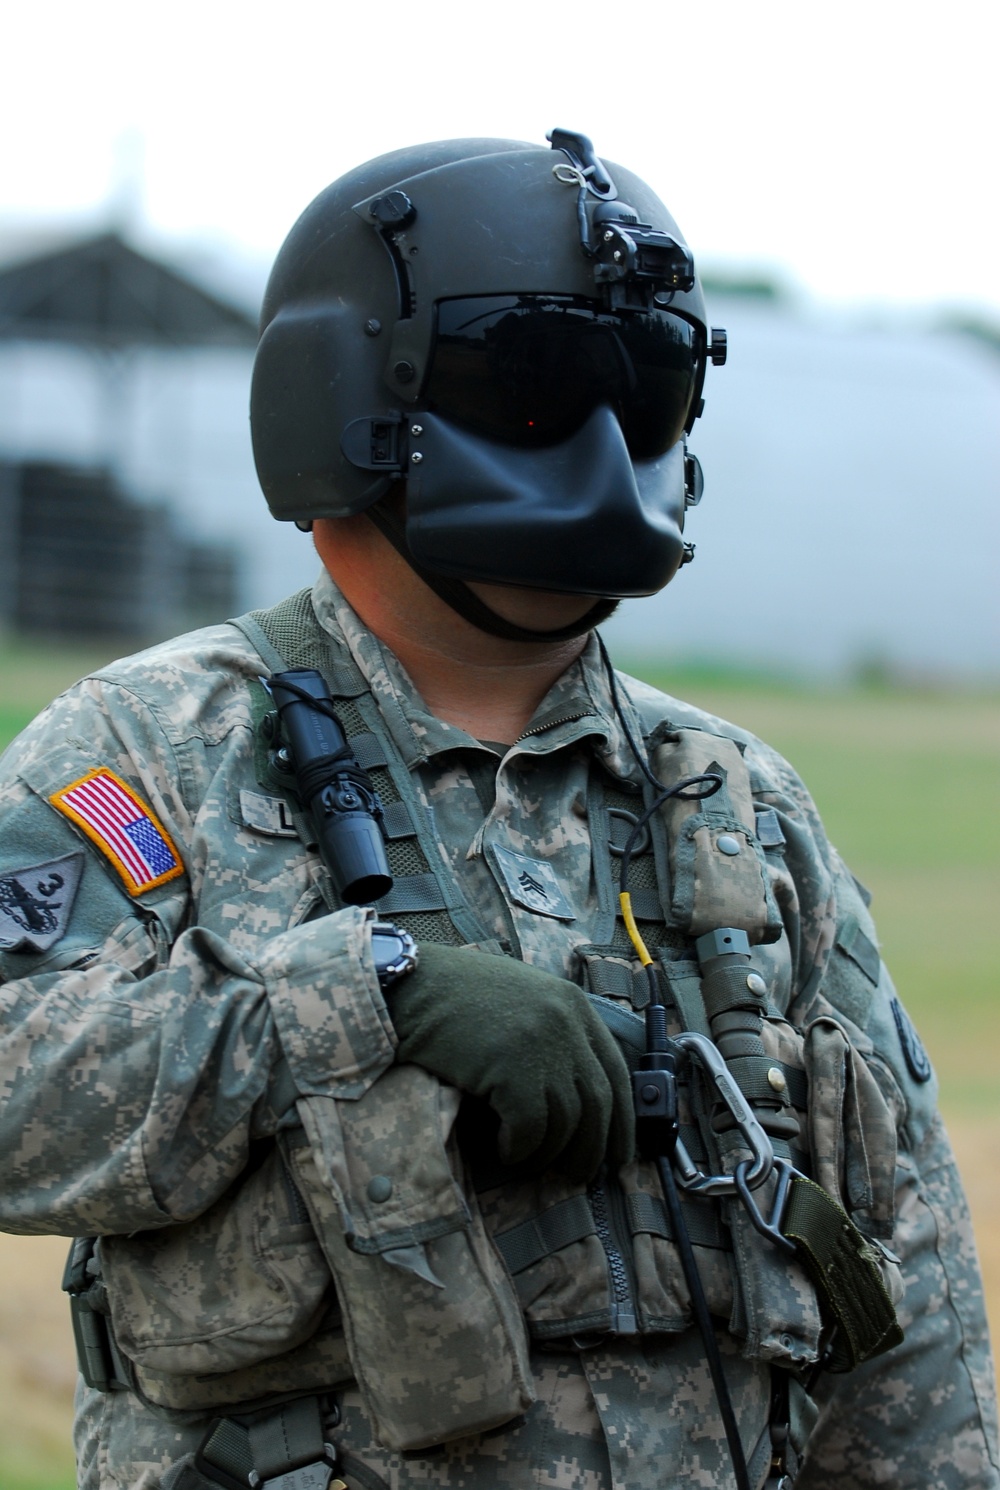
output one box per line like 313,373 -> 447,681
0,229 -> 313,642
604,281 -> 1000,682
0,460 -> 237,639
1,234 -> 997,675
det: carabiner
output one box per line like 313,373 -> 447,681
671,1032 -> 775,1197
734,1156 -> 798,1255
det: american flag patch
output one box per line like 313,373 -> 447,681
49,769 -> 184,895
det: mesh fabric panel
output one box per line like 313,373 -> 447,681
247,590 -> 331,674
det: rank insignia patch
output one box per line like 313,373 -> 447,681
0,851 -> 84,952
49,769 -> 184,895
491,844 -> 576,922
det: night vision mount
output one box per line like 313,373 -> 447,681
548,128 -> 699,313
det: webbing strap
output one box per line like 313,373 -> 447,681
700,962 -> 768,1019
586,959 -> 634,1001
784,1175 -> 903,1371
586,993 -> 646,1059
232,597 -> 473,948
249,1396 -> 326,1479
494,1195 -> 596,1274
347,732 -> 388,770
374,873 -> 447,914
379,800 -> 415,841
725,1055 -> 796,1107
197,1396 -> 330,1487
627,1190 -> 730,1252
234,598 -> 369,699
199,1418 -> 253,1483
616,886 -> 662,922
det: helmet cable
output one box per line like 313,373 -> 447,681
598,632 -> 753,1490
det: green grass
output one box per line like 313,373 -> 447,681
3,1475 -> 75,1490
0,634 -> 120,732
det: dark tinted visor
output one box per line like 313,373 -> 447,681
424,294 -> 700,458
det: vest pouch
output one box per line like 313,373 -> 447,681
619,1159 -> 736,1331
650,728 -> 783,945
676,1000 -> 823,1368
715,1010 -> 903,1372
714,1135 -> 824,1367
101,1144 -> 352,1412
285,1064 -> 534,1451
803,1015 -> 899,1249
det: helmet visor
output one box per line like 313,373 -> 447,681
424,294 -> 699,459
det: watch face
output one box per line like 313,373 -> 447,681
370,923 -> 419,987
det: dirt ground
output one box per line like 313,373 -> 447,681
1,1114 -> 997,1485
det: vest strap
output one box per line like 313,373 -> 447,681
494,1195 -> 596,1274
374,873 -> 448,914
626,1189 -> 730,1252
783,1175 -> 903,1371
194,1395 -> 343,1490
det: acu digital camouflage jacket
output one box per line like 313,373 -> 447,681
0,571 -> 996,1490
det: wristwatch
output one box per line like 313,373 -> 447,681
370,921 -> 419,990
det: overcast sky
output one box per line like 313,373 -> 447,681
3,0 -> 997,317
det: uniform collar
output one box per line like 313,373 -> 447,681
309,568 -> 647,786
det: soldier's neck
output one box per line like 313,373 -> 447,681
313,516 -> 590,743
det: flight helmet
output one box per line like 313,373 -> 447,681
251,130 -> 726,628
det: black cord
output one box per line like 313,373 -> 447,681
269,677 -> 380,805
618,773 -> 722,902
599,630 -> 750,1490
267,675 -> 344,723
659,1156 -> 752,1490
597,633 -> 665,793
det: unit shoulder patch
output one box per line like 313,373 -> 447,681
0,851 -> 85,952
890,995 -> 933,1084
49,768 -> 184,896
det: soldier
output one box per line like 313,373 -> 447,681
0,131 -> 996,1490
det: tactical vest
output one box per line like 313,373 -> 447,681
73,591 -> 902,1453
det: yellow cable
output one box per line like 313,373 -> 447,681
619,891 -> 654,967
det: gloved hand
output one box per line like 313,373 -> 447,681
386,943 -> 635,1183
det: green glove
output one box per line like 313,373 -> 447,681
386,943 -> 635,1183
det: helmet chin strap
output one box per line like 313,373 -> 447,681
366,501 -> 619,643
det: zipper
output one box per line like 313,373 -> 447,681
515,709 -> 591,742
589,1177 -> 638,1334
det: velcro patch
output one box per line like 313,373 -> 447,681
0,851 -> 84,952
49,769 -> 184,895
835,915 -> 882,986
754,808 -> 787,849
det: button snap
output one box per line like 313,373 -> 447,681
746,972 -> 768,997
767,1066 -> 787,1093
716,834 -> 741,856
367,1176 -> 393,1203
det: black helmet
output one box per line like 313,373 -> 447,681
251,129 -> 725,614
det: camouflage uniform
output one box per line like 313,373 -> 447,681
0,570 -> 996,1489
